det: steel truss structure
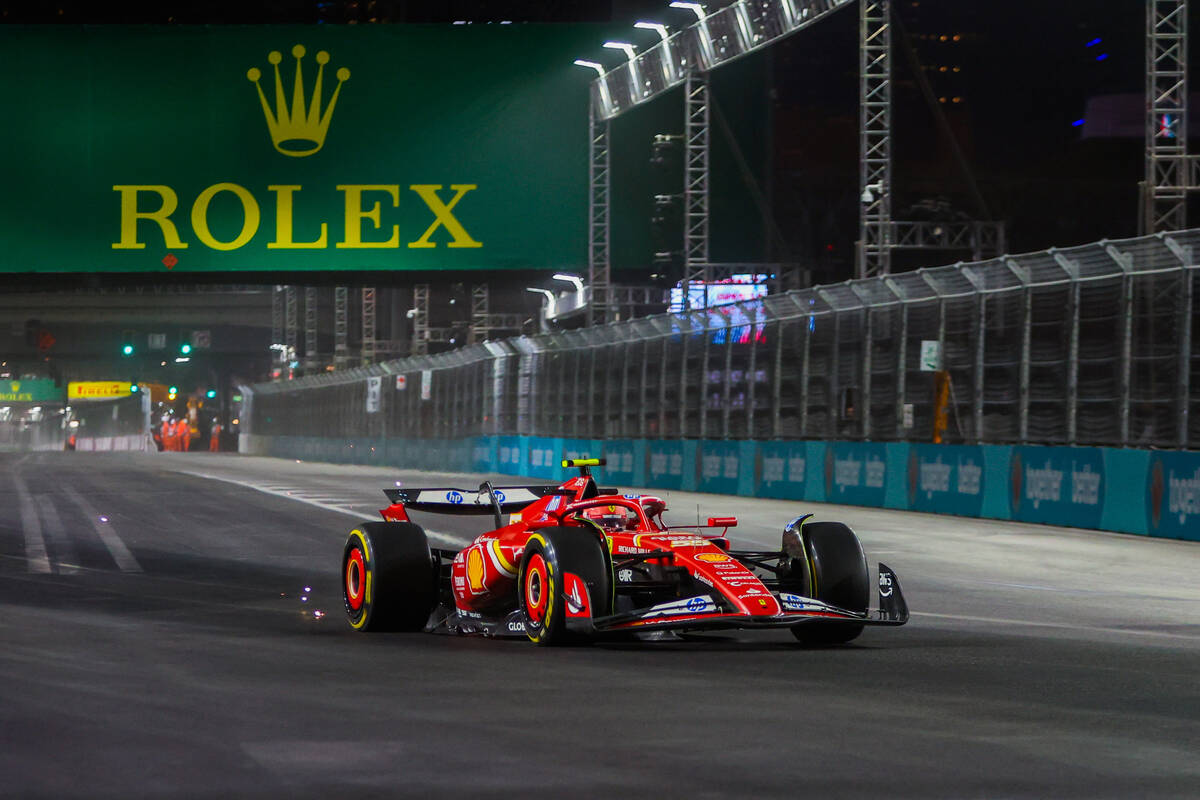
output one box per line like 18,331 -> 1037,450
284,286 -> 298,354
334,287 -> 349,369
586,0 -> 855,316
859,0 -> 892,277
361,287 -> 376,366
1146,0 -> 1190,232
683,71 -> 711,308
411,284 -> 430,356
304,287 -> 318,372
587,102 -> 612,326
470,284 -> 490,344
891,221 -> 1006,259
270,286 -> 283,346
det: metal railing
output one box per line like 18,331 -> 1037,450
248,230 -> 1200,450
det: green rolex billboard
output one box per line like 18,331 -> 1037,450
0,25 -> 595,272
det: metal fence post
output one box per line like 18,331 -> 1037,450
1053,252 -> 1081,445
958,266 -> 987,443
745,307 -> 760,440
678,319 -> 691,437
1106,244 -> 1135,446
1181,267 -> 1195,448
830,304 -> 841,439
699,313 -> 713,439
659,335 -> 670,438
721,310 -> 735,439
886,278 -> 908,440
860,301 -> 874,440
1005,258 -> 1031,444
800,311 -> 811,437
1164,235 -> 1194,448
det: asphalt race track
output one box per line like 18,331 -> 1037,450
2,451 -> 1198,799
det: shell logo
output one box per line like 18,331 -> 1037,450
466,547 -> 486,591
695,552 -> 730,563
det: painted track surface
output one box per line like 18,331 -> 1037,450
1,452 -> 1197,799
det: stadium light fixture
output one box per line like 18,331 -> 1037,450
552,273 -> 585,293
669,1 -> 706,21
526,288 -> 557,319
634,21 -> 676,82
634,21 -> 670,41
603,41 -> 638,61
572,59 -> 605,77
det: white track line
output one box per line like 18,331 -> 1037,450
176,470 -> 469,547
913,611 -> 1200,642
36,495 -> 78,575
61,485 -> 142,573
13,474 -> 50,574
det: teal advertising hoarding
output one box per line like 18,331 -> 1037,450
0,25 -> 593,272
245,431 -> 1198,542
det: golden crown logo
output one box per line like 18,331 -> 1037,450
246,44 -> 350,158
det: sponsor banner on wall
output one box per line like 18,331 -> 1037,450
524,437 -> 561,480
473,436 -> 497,473
697,440 -> 742,496
1,379 -> 63,403
1010,446 -> 1104,528
824,442 -> 888,507
601,439 -> 642,487
907,444 -> 986,517
68,381 -> 133,400
1146,450 -> 1200,541
646,440 -> 688,490
496,436 -> 525,475
755,440 -> 808,500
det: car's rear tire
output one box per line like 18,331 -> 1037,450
518,527 -> 612,646
343,521 -> 437,632
790,521 -> 869,645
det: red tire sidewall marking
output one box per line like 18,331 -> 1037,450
346,547 -> 366,611
524,553 -> 548,625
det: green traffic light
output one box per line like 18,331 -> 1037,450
122,344 -> 134,356
180,343 -> 192,354
169,385 -> 178,394
206,390 -> 216,399
130,384 -> 139,393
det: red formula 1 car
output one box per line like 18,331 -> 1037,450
341,459 -> 908,645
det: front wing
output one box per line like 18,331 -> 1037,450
575,563 -> 909,636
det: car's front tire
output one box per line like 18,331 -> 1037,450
790,521 -> 870,645
518,527 -> 612,646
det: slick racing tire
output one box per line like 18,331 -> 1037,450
343,521 -> 437,632
518,527 -> 613,646
791,521 -> 870,645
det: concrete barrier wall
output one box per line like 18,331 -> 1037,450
238,433 -> 1199,542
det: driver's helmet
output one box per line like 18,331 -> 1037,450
583,504 -> 629,531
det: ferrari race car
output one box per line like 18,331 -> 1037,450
341,459 -> 908,645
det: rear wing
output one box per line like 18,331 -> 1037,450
384,483 -> 563,516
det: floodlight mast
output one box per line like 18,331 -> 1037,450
574,58 -> 613,326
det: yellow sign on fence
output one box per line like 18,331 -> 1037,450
68,381 -> 132,400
